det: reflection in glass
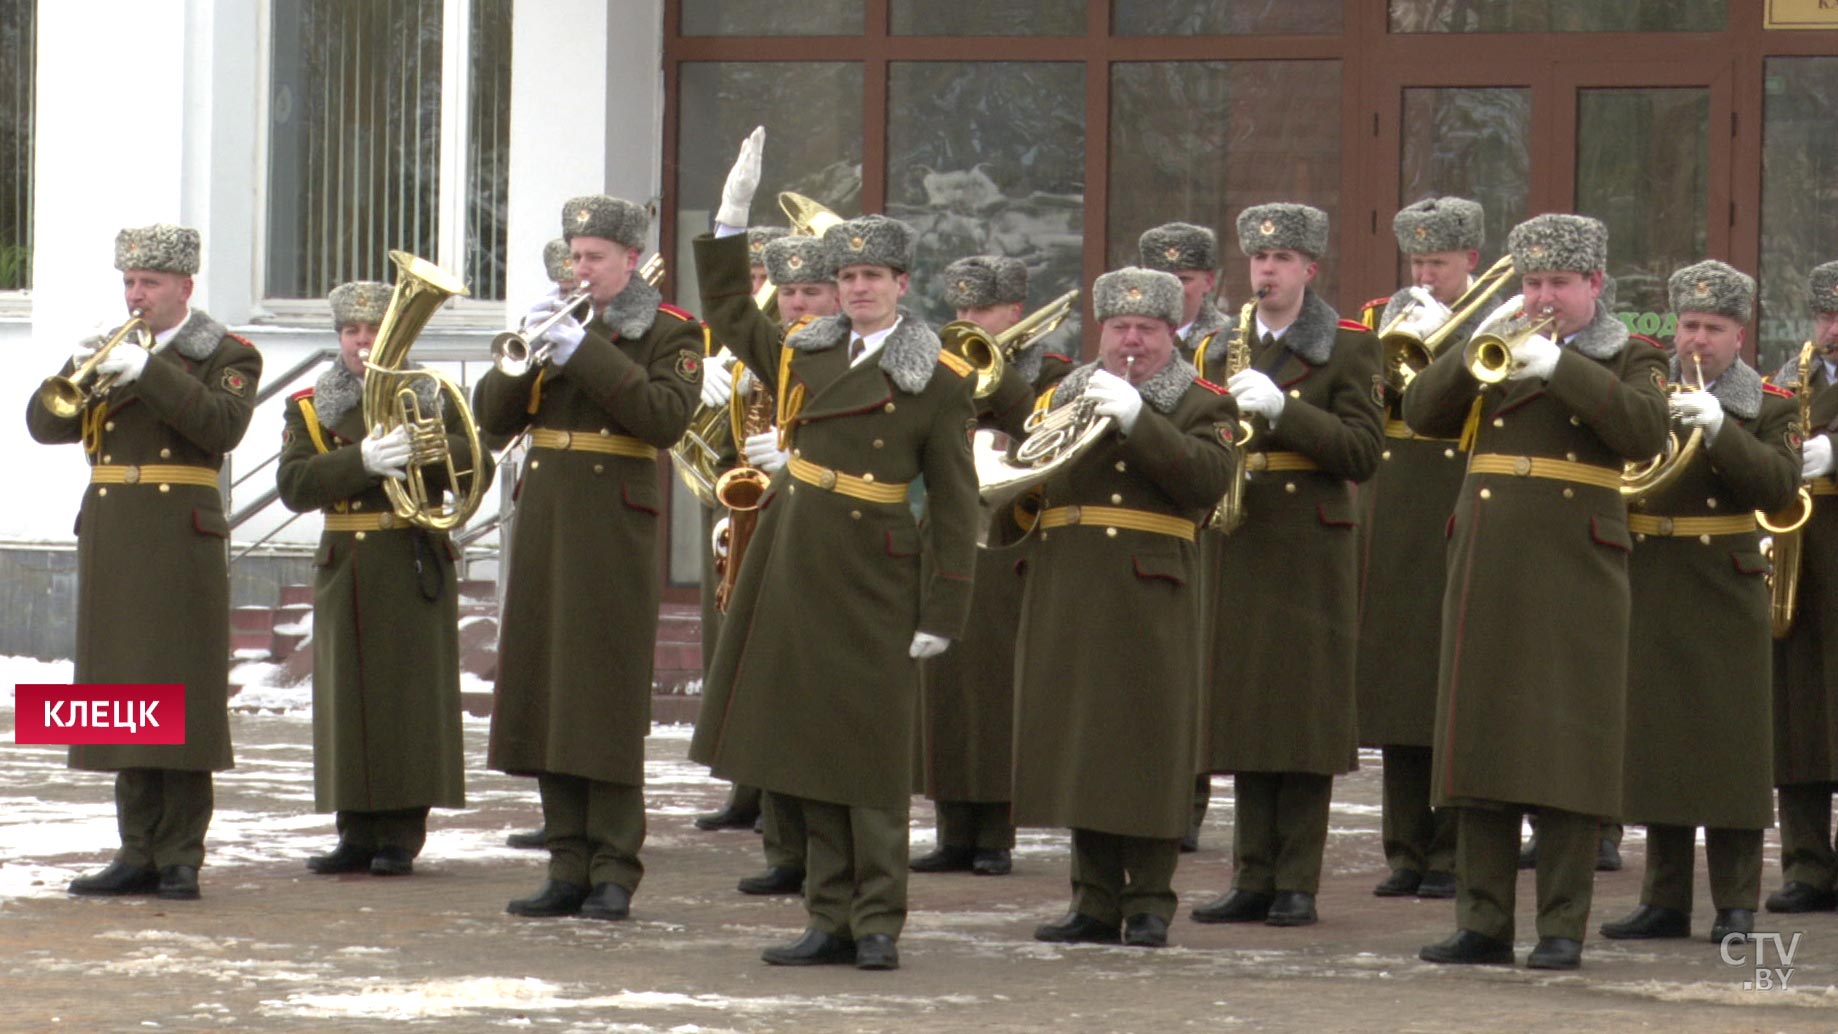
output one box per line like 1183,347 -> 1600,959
1761,58 -> 1838,375
680,0 -> 863,36
1575,88 -> 1707,329
463,0 -> 512,302
887,63 -> 1085,328
893,1 -> 1085,35
1115,0 -> 1342,35
0,0 -> 31,291
1399,88 -> 1530,279
672,62 -> 862,585
1110,61 -> 1343,306
1390,0 -> 1724,32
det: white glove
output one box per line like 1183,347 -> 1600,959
743,429 -> 788,474
542,312 -> 587,365
1803,434 -> 1835,480
1401,285 -> 1451,335
717,126 -> 766,229
909,631 -> 951,660
1670,389 -> 1725,443
1227,368 -> 1285,425
1085,369 -> 1146,435
1507,333 -> 1559,381
520,287 -> 564,331
361,425 -> 413,480
1474,293 -> 1526,339
701,349 -> 735,409
94,340 -> 150,386
70,336 -> 102,369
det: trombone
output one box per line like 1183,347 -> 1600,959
490,254 -> 666,377
1378,255 -> 1516,391
38,311 -> 154,419
940,289 -> 1079,399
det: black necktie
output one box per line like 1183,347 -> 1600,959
1260,332 -> 1277,352
849,337 -> 865,364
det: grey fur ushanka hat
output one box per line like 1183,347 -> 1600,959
1810,261 -> 1838,315
1393,197 -> 1484,254
1139,222 -> 1219,273
329,280 -> 392,328
562,194 -> 648,249
1093,267 -> 1183,326
114,224 -> 201,275
762,236 -> 833,286
1508,213 -> 1608,275
747,226 -> 790,266
1668,260 -> 1754,322
822,215 -> 916,274
1236,204 -> 1329,259
542,238 -> 573,284
942,255 -> 1028,309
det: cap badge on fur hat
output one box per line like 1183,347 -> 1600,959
1414,225 -> 1429,241
850,235 -> 866,251
1259,219 -> 1276,236
788,255 -> 804,270
1163,245 -> 1181,262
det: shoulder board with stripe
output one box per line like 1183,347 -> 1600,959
1194,377 -> 1228,396
784,314 -> 818,338
1763,382 -> 1796,399
1338,318 -> 1370,333
228,333 -> 256,348
936,349 -> 973,378
1044,351 -> 1074,364
657,302 -> 697,323
288,387 -> 315,402
1630,333 -> 1666,350
1360,294 -> 1393,313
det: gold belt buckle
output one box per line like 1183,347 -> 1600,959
555,430 -> 573,449
1246,453 -> 1268,472
818,467 -> 838,490
1064,505 -> 1083,524
378,512 -> 397,530
1656,517 -> 1675,536
122,465 -> 141,485
1512,456 -> 1533,477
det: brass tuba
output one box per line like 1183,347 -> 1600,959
1378,255 -> 1516,391
940,289 -> 1079,399
1764,340 -> 1820,638
1620,353 -> 1708,500
38,311 -> 154,420
359,250 -> 487,532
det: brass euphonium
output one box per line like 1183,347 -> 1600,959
38,310 -> 154,420
359,250 -> 487,532
940,288 -> 1079,399
1764,339 -> 1820,638
1377,255 -> 1516,391
1620,353 -> 1708,500
1204,289 -> 1266,533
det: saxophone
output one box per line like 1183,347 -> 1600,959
711,371 -> 775,612
1205,288 -> 1266,533
1763,340 -> 1819,638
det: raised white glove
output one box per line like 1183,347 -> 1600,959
743,429 -> 788,474
717,126 -> 766,229
361,425 -> 413,480
1803,434 -> 1835,480
94,340 -> 150,386
909,631 -> 951,660
1670,389 -> 1725,443
1402,285 -> 1452,335
1227,368 -> 1286,425
1507,333 -> 1559,381
542,312 -> 587,365
1085,369 -> 1145,435
701,349 -> 735,409
1474,293 -> 1526,339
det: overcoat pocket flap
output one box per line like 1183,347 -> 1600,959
193,507 -> 229,539
885,526 -> 921,558
1131,548 -> 1187,586
313,539 -> 337,567
621,480 -> 659,515
1317,495 -> 1357,528
1730,549 -> 1771,576
1589,513 -> 1631,552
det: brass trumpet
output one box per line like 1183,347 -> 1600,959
1462,307 -> 1557,384
940,288 -> 1079,399
1378,255 -> 1516,391
1620,353 -> 1708,500
491,254 -> 665,377
39,311 -> 154,419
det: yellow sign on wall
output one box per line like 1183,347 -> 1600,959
1767,0 -> 1838,29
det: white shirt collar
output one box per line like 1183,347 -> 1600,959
1821,357 -> 1838,383
152,310 -> 193,353
1254,316 -> 1287,342
850,316 -> 901,367
1175,317 -> 1196,342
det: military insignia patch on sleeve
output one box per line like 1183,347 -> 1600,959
1787,425 -> 1806,452
221,369 -> 248,397
966,416 -> 979,448
1371,373 -> 1386,407
675,350 -> 702,384
1650,368 -> 1668,391
1215,421 -> 1237,447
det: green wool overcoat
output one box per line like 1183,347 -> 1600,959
687,231 -> 980,811
473,278 -> 703,786
1201,291 -> 1384,776
26,310 -> 260,773
1011,359 -> 1238,839
277,362 -> 488,812
1403,303 -> 1668,816
1772,359 -> 1838,786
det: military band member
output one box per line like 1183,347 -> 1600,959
1190,204 -> 1383,929
1769,258 -> 1838,914
29,224 -> 263,901
912,255 -> 1070,878
690,189 -> 980,969
1358,197 -> 1486,900
1596,261 -> 1794,945
1408,214 -> 1668,970
277,281 -> 485,877
1018,267 -> 1237,948
474,194 -> 703,922
1139,222 -> 1233,372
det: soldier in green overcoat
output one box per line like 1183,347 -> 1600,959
1357,197 -> 1489,900
1016,267 -> 1237,950
473,195 -> 703,923
276,279 -> 487,877
1140,221 -> 1235,368
1408,214 -> 1668,971
1597,260 -> 1796,945
1769,258 -> 1838,915
1189,204 -> 1384,929
28,224 -> 263,902
688,207 -> 980,973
